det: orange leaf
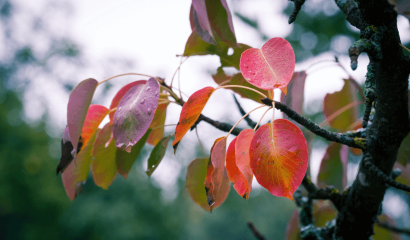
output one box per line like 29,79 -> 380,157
232,129 -> 254,199
240,37 -> 295,91
172,86 -> 215,152
317,143 -> 348,191
186,158 -> 230,212
250,120 -> 308,200
81,104 -> 109,147
147,94 -> 169,145
226,137 -> 249,198
207,137 -> 227,209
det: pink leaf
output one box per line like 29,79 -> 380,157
113,78 -> 160,152
240,37 -> 295,90
67,78 -> 98,157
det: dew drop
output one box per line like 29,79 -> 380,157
147,108 -> 152,115
140,99 -> 145,104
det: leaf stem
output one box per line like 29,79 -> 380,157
217,85 -> 268,98
97,73 -> 153,86
254,107 -> 272,131
195,127 -> 207,157
170,56 -> 189,88
226,105 -> 266,138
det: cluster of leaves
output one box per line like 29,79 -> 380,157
57,1 -> 410,238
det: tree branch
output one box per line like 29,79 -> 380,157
158,80 -> 243,136
301,176 -> 343,211
362,157 -> 410,193
247,222 -> 267,240
261,98 -> 365,150
233,94 -> 257,128
334,0 -> 362,28
288,0 -> 306,24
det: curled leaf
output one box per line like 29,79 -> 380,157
234,129 -> 254,199
226,137 -> 248,198
146,135 -> 171,177
113,78 -> 160,152
250,120 -> 308,200
240,38 -> 295,91
172,86 -> 215,152
208,137 -> 227,207
67,78 -> 98,157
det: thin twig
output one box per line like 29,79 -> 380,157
261,98 -> 366,149
376,222 -> 410,236
233,94 -> 257,128
247,222 -> 267,240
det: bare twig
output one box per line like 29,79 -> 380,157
247,222 -> 267,240
288,0 -> 306,24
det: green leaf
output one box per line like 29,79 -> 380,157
145,135 -> 171,177
117,129 -> 152,179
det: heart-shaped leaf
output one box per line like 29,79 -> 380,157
212,69 -> 269,102
186,158 -> 230,212
91,123 -> 117,189
62,130 -> 98,200
109,80 -> 147,124
240,37 -> 295,90
172,86 -> 215,152
113,77 -> 160,152
146,135 -> 171,177
317,143 -> 349,191
116,129 -> 151,179
67,78 -> 98,157
323,79 -> 359,131
250,120 -> 308,199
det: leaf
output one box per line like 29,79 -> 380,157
212,69 -> 269,102
395,162 -> 410,190
172,86 -> 215,152
145,135 -> 171,177
397,133 -> 410,166
240,37 -> 295,91
234,129 -> 254,199
186,158 -> 210,211
183,30 -> 250,70
285,210 -> 302,240
147,93 -> 169,145
57,105 -> 108,174
317,143 -> 348,191
113,77 -> 160,152
374,214 -> 401,240
208,137 -> 227,208
250,120 -> 308,200
191,0 -> 237,47
91,123 -> 117,190
117,129 -> 151,179
323,79 -> 359,131
226,137 -> 249,198
61,130 -> 98,200
67,78 -> 98,157
280,71 -> 307,117
109,80 -> 147,124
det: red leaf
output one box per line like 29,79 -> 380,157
113,78 -> 159,152
172,86 -> 215,152
109,80 -> 146,124
280,71 -> 307,117
235,129 -> 254,199
57,105 -> 109,174
317,143 -> 349,191
208,137 -> 227,208
226,137 -> 249,198
186,158 -> 230,212
323,79 -> 359,131
62,130 -> 98,200
240,38 -> 295,91
67,78 -> 98,157
250,120 -> 308,200
91,123 -> 117,189
212,70 -> 269,102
